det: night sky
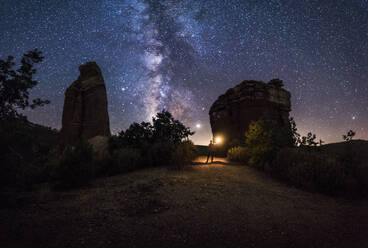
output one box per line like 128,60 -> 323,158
1,0 -> 367,145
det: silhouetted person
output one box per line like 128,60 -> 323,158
206,140 -> 215,164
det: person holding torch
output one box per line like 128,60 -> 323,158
206,139 -> 215,164
206,137 -> 222,164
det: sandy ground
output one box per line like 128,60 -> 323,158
1,157 -> 367,248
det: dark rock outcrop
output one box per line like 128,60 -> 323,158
60,62 -> 110,148
209,79 -> 291,145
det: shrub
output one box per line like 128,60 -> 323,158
227,146 -> 249,163
117,122 -> 154,149
245,120 -> 275,168
244,118 -> 294,168
146,142 -> 176,167
53,140 -> 95,189
273,148 -> 349,194
343,130 -> 356,141
106,110 -> 196,170
107,148 -> 143,175
110,110 -> 195,154
171,140 -> 198,169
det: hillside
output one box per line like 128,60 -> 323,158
320,140 -> 368,164
0,118 -> 59,187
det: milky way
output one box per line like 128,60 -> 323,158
1,0 -> 367,144
102,0 -> 206,122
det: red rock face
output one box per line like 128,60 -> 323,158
60,62 -> 110,148
209,79 -> 291,145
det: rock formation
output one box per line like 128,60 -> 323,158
60,62 -> 110,148
209,79 -> 291,145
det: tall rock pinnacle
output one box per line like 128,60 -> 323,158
60,62 -> 110,148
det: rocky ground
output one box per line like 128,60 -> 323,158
1,157 -> 367,248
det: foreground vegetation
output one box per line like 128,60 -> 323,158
227,119 -> 366,195
55,110 -> 197,188
0,111 -> 197,189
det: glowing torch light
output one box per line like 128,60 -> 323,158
215,136 -> 222,144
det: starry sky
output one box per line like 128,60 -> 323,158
1,0 -> 367,145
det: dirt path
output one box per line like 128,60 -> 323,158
1,157 -> 367,248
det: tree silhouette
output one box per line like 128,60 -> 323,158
111,110 -> 194,150
300,132 -> 318,146
289,117 -> 301,146
118,121 -> 154,148
0,49 -> 49,119
152,110 -> 194,144
343,130 -> 356,141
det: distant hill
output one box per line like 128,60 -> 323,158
320,140 -> 368,165
195,145 -> 208,156
0,118 -> 59,162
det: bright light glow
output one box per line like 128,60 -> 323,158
215,137 -> 222,144
196,123 -> 201,129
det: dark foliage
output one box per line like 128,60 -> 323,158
171,140 -> 198,169
53,139 -> 95,189
0,49 -> 49,118
0,117 -> 59,188
0,50 -> 54,189
289,118 -> 323,147
227,146 -> 250,163
289,117 -> 300,146
110,110 -> 194,150
146,142 -> 176,167
343,130 -> 356,141
243,119 -> 293,167
152,110 -> 194,144
228,117 -> 364,195
300,132 -> 318,146
215,138 -> 244,157
117,122 -> 154,148
273,147 -> 351,194
1,108 -> 196,189
106,148 -> 144,175
108,110 -> 196,172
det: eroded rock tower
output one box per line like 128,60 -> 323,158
60,62 -> 110,148
209,79 -> 291,145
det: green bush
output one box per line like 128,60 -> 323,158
245,120 -> 275,168
53,140 -> 95,189
227,146 -> 249,163
273,148 -> 349,194
243,118 -> 294,168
